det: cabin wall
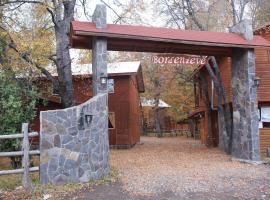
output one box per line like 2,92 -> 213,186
128,75 -> 141,145
32,75 -> 141,147
108,76 -> 131,146
259,128 -> 270,158
194,31 -> 270,158
254,31 -> 270,102
200,114 -> 207,144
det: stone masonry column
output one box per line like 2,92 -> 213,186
229,20 -> 260,161
92,4 -> 108,95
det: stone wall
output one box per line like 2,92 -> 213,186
92,4 -> 108,96
227,20 -> 260,161
231,49 -> 260,161
40,93 -> 109,184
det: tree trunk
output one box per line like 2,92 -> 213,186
55,28 -> 74,107
154,79 -> 162,137
52,0 -> 76,108
154,106 -> 162,137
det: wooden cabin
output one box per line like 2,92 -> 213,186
141,98 -> 171,132
31,61 -> 145,148
188,24 -> 270,158
140,98 -> 188,132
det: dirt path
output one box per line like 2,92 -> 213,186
108,136 -> 270,199
2,136 -> 270,200
65,136 -> 270,199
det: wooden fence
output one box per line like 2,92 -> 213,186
0,123 -> 40,189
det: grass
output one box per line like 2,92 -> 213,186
0,172 -> 39,190
0,168 -> 119,200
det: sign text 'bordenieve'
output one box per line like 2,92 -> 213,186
152,55 -> 207,65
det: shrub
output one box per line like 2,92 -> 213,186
0,70 -> 39,168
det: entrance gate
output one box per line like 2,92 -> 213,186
71,4 -> 270,161
40,4 -> 270,184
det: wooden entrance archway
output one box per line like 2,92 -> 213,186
70,4 -> 270,162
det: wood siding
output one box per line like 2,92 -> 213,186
259,128 -> 270,158
256,32 -> 270,102
32,74 -> 142,147
192,31 -> 270,156
129,75 -> 141,144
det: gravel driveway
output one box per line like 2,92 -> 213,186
109,136 -> 270,199
2,136 -> 269,200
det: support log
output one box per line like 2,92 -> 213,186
204,57 -> 232,153
198,74 -> 213,147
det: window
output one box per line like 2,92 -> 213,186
108,79 -> 114,93
108,112 -> 115,129
261,107 -> 270,122
259,107 -> 270,128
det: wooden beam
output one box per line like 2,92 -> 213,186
71,35 -> 233,56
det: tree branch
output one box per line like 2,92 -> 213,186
0,0 -> 44,6
8,40 -> 59,90
0,25 -> 59,90
46,7 -> 58,27
184,0 -> 206,31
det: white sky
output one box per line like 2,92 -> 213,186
70,0 -> 162,63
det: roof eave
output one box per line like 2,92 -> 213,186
73,30 -> 270,49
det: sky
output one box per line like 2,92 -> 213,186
71,0 -> 162,63
75,0 -> 162,26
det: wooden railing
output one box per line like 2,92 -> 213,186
0,123 -> 40,189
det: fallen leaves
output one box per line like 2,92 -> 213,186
110,136 -> 270,199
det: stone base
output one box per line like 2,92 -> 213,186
40,94 -> 109,184
231,157 -> 268,165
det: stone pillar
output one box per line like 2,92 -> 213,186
229,20 -> 260,161
92,4 -> 108,95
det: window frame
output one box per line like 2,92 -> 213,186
107,78 -> 115,93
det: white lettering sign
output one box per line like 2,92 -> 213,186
151,55 -> 207,65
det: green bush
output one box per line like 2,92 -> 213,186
0,70 -> 39,168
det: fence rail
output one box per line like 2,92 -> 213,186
0,123 -> 39,190
0,132 -> 39,139
0,150 -> 40,157
0,166 -> 39,175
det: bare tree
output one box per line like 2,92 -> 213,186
230,0 -> 252,25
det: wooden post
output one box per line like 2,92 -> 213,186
22,123 -> 31,190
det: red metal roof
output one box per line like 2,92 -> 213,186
71,21 -> 270,49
